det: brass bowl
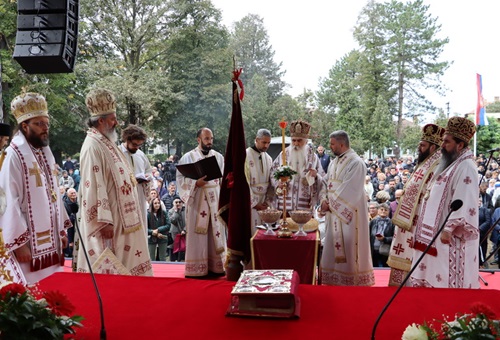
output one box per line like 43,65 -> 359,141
258,209 -> 282,224
289,210 -> 313,224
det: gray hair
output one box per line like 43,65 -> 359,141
329,130 -> 350,147
87,113 -> 114,128
256,128 -> 271,139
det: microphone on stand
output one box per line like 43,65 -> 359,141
74,219 -> 107,340
486,148 -> 500,153
370,199 -> 463,340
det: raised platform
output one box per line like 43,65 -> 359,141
42,271 -> 500,339
63,260 -> 500,289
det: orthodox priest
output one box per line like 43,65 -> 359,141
176,127 -> 225,278
0,93 -> 70,284
119,124 -> 153,232
318,130 -> 374,286
271,120 -> 324,212
74,88 -> 152,276
387,124 -> 444,286
245,129 -> 274,235
410,117 -> 479,288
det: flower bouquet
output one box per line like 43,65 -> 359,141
0,282 -> 83,339
402,303 -> 500,340
273,166 -> 298,181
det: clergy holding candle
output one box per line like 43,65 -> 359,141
271,119 -> 325,214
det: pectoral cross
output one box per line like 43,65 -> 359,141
29,162 -> 43,187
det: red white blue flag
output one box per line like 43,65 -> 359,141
476,73 -> 488,126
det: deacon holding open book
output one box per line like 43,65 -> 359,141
176,127 -> 226,278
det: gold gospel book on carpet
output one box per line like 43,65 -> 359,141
226,269 -> 300,318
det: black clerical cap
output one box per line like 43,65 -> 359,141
0,123 -> 10,137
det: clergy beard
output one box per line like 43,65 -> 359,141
417,147 -> 430,164
435,148 -> 458,175
201,141 -> 212,152
103,122 -> 118,143
26,130 -> 49,148
288,145 -> 308,173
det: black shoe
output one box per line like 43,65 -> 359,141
185,275 -> 209,280
208,271 -> 226,278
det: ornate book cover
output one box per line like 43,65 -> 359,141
226,270 -> 300,318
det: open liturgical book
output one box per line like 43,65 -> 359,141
175,156 -> 222,181
135,173 -> 151,184
226,270 -> 300,318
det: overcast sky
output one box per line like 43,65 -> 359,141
211,0 -> 500,121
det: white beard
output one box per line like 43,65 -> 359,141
288,145 -> 308,173
104,128 -> 118,143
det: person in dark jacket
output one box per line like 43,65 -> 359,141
169,198 -> 186,262
63,188 -> 79,257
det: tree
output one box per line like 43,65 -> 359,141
241,73 -> 270,146
317,50 -> 369,152
229,14 -> 286,104
79,0 -> 176,126
354,0 -> 450,154
160,0 -> 232,154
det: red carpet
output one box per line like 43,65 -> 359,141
63,260 -> 500,289
41,271 -> 500,340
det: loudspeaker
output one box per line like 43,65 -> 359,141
13,0 -> 79,74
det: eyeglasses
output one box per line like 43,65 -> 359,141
30,121 -> 50,128
130,141 -> 144,148
174,201 -> 182,204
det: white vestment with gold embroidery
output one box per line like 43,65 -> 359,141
410,148 -> 479,288
245,147 -> 273,235
74,129 -> 152,276
319,149 -> 374,286
387,150 -> 441,286
0,132 -> 70,284
271,145 -> 324,212
177,147 -> 225,277
119,144 -> 152,235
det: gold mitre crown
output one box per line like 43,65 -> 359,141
421,124 -> 445,146
86,88 -> 116,116
290,120 -> 311,138
445,116 -> 476,143
10,92 -> 49,124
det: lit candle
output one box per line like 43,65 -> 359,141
279,118 -> 287,165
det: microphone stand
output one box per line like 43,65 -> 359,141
370,202 -> 461,340
74,219 -> 107,340
478,150 -> 495,185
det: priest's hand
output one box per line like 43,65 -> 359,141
307,168 -> 317,178
100,224 -> 114,239
61,235 -> 68,249
14,244 -> 32,263
440,230 -> 452,244
196,175 -> 208,187
255,202 -> 268,211
320,200 -> 329,214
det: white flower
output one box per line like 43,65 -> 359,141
401,323 -> 428,340
0,281 -> 13,289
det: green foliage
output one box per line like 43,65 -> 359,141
477,119 -> 500,154
229,14 -> 286,103
486,101 -> 500,113
432,111 -> 448,128
400,124 -> 421,155
0,283 -> 83,339
354,0 -> 450,153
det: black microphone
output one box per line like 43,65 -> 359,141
370,199 -> 463,340
486,148 -> 500,153
74,219 -> 107,340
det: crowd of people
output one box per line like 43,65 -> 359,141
0,88 -> 497,290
